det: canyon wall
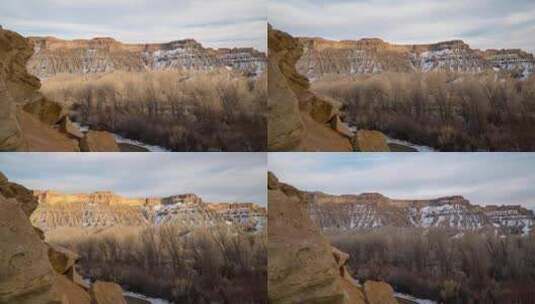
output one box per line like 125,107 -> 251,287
297,37 -> 535,80
27,36 -> 266,79
31,190 -> 266,232
307,192 -> 534,235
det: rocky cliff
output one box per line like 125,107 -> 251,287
31,190 -> 266,232
0,171 -> 128,304
268,25 -> 389,152
297,37 -> 535,80
27,36 -> 266,79
268,172 -> 398,304
0,27 -> 120,152
307,192 -> 534,235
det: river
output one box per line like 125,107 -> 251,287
72,122 -> 170,152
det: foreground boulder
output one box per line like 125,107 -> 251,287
268,172 -> 398,304
80,130 -> 120,152
352,130 -> 390,152
23,97 -> 65,125
59,117 -> 84,139
48,244 -> 79,275
90,281 -> 127,304
364,281 -> 398,304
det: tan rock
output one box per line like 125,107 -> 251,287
23,97 -> 66,125
0,195 -> 62,303
268,173 -> 346,304
0,78 -> 25,152
0,27 -> 81,152
17,107 -> 81,152
80,130 -> 120,152
330,115 -> 354,139
363,281 -> 399,304
59,117 -> 84,139
352,130 -> 390,152
268,25 -> 353,151
52,274 -> 91,304
332,247 -> 350,269
0,171 -> 39,217
90,281 -> 127,304
48,244 -> 79,274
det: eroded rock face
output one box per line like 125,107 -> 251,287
268,25 -> 355,152
363,281 -> 398,304
268,172 -> 346,303
0,194 -> 61,303
268,172 -> 398,304
27,36 -> 266,79
0,27 -> 85,152
80,130 -> 120,152
0,172 -> 39,217
297,37 -> 535,80
0,171 -> 129,304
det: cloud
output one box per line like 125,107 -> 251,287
0,153 -> 267,206
269,153 -> 535,210
269,0 -> 535,53
0,0 -> 267,51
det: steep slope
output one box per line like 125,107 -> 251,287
268,172 -> 398,304
268,25 -> 389,151
0,27 -> 119,152
27,36 -> 266,79
31,190 -> 266,232
297,37 -> 535,80
307,192 -> 534,235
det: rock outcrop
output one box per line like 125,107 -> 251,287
0,171 -> 128,304
297,37 -> 535,80
0,27 -> 120,152
307,192 -> 535,235
268,172 -> 398,303
27,36 -> 266,79
268,25 -> 388,151
79,130 -> 120,152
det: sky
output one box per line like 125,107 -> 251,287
269,0 -> 535,53
269,153 -> 535,210
0,0 -> 267,51
0,153 -> 267,206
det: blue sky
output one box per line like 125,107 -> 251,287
0,0 -> 267,51
269,0 -> 535,53
0,153 -> 267,206
269,153 -> 535,210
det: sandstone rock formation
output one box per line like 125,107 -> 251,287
307,191 -> 535,235
297,37 -> 535,80
352,130 -> 390,152
80,130 -> 120,152
268,172 -> 398,303
90,281 -> 127,304
268,25 -> 389,151
0,27 -> 119,152
27,36 -> 266,79
0,172 -> 128,304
